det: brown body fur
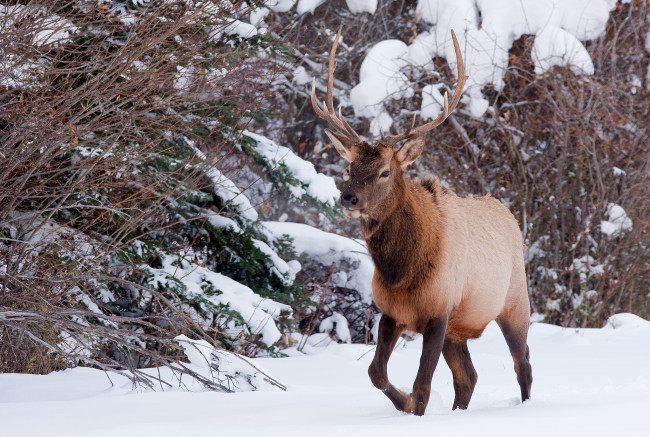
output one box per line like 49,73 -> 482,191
330,141 -> 533,415
367,175 -> 529,340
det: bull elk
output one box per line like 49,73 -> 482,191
311,29 -> 533,415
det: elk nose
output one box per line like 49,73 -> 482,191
341,193 -> 358,209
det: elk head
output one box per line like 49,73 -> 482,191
311,29 -> 466,218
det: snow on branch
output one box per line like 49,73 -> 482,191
342,0 -> 631,127
261,221 -> 374,304
145,254 -> 292,347
243,131 -> 340,207
175,335 -> 286,391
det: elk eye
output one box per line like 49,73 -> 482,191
380,170 -> 390,178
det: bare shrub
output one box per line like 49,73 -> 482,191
266,1 -> 649,327
474,2 -> 649,326
0,0 -> 290,381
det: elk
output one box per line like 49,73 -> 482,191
310,29 -> 533,416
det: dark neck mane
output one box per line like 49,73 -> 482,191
360,177 -> 439,289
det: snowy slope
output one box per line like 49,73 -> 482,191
1,313 -> 648,437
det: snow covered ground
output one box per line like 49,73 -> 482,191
2,313 -> 649,436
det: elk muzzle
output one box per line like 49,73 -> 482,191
340,192 -> 358,209
340,191 -> 364,217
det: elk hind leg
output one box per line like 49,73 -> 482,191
442,338 -> 477,410
496,311 -> 533,402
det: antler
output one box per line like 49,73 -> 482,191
383,29 -> 467,145
310,27 -> 362,143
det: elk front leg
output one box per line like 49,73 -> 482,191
368,315 -> 413,412
411,316 -> 448,416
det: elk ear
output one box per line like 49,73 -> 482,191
395,135 -> 425,168
324,129 -> 358,162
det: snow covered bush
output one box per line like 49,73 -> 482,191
260,0 -> 649,327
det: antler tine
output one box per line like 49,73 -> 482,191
383,29 -> 466,144
408,30 -> 465,136
324,28 -> 340,114
310,79 -> 326,118
338,106 -> 361,139
310,27 -> 362,143
403,112 -> 417,138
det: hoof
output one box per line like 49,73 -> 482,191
402,393 -> 415,414
452,401 -> 469,410
411,393 -> 428,416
